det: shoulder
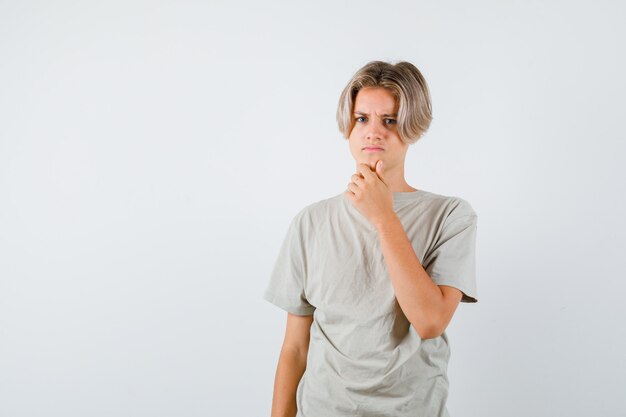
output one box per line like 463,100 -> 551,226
417,189 -> 477,226
292,192 -> 345,220
287,192 -> 346,229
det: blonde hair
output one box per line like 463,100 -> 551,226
336,60 -> 433,145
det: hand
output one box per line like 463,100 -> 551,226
345,160 -> 396,229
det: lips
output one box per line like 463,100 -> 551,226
363,147 -> 384,151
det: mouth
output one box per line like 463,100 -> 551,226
363,147 -> 384,152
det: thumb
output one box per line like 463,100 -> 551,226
376,160 -> 385,181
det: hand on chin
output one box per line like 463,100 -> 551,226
359,157 -> 383,171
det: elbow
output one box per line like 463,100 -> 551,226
417,328 -> 442,340
412,321 -> 445,340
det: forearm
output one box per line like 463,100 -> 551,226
270,347 -> 308,417
375,214 -> 446,338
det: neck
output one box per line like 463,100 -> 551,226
389,182 -> 418,193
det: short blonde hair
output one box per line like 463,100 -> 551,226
336,60 -> 433,145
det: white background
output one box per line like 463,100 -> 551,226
1,1 -> 625,416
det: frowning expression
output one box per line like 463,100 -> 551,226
348,87 -> 409,171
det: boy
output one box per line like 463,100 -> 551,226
263,60 -> 478,417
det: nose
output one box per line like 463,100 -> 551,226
366,119 -> 387,142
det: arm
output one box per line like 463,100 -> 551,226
270,312 -> 313,417
375,214 -> 463,340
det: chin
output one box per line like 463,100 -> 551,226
356,157 -> 381,169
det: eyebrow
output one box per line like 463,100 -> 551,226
354,111 -> 398,117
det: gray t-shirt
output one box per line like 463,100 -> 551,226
263,189 -> 478,417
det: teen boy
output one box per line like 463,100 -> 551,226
264,60 -> 478,417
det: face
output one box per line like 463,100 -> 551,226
348,87 -> 409,172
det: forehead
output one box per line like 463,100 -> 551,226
354,87 -> 398,113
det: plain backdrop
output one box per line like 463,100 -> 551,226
1,1 -> 625,416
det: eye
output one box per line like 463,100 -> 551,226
355,116 -> 366,123
385,118 -> 397,125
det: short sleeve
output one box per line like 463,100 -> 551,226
423,199 -> 478,303
263,211 -> 316,315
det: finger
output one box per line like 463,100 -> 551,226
375,160 -> 386,184
351,174 -> 364,185
356,163 -> 377,180
344,189 -> 355,202
346,181 -> 359,195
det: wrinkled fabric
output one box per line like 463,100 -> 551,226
264,189 -> 478,417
